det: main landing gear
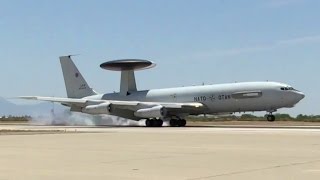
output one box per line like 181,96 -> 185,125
145,119 -> 163,127
144,118 -> 187,127
169,119 -> 187,127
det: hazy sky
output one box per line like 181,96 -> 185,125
0,0 -> 319,116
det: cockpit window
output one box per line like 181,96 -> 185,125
280,87 -> 289,90
280,87 -> 297,91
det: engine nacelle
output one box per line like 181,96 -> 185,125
82,103 -> 111,115
134,105 -> 167,118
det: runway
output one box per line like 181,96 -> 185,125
0,125 -> 320,180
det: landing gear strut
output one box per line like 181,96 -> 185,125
145,119 -> 163,127
169,119 -> 187,127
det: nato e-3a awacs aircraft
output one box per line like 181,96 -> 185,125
20,56 -> 305,127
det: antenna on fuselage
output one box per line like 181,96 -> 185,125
100,59 -> 156,96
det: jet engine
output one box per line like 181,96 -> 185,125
82,103 -> 111,115
134,105 -> 167,118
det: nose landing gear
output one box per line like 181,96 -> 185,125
266,111 -> 276,122
266,114 -> 275,122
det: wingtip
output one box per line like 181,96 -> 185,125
18,96 -> 38,100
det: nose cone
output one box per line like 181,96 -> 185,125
284,91 -> 305,108
294,91 -> 305,103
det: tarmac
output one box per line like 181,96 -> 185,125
0,125 -> 320,180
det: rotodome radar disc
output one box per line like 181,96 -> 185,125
100,59 -> 156,71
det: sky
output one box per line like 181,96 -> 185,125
0,0 -> 319,116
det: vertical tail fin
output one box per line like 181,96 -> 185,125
60,56 -> 97,98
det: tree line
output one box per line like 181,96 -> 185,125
188,114 -> 320,122
0,115 -> 31,122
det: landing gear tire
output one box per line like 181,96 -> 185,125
145,119 -> 163,127
267,115 -> 275,122
154,119 -> 163,127
145,119 -> 154,127
169,119 -> 187,127
178,119 -> 187,127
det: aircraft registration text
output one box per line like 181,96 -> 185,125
194,94 -> 231,102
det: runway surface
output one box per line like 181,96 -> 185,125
0,125 -> 320,180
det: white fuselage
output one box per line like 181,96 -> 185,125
87,81 -> 304,116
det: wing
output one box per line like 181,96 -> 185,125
19,96 -> 206,119
20,96 -> 104,107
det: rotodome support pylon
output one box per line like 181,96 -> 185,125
100,59 -> 156,96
